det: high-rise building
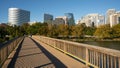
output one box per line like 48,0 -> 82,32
79,13 -> 105,27
8,8 -> 30,26
110,11 -> 120,27
53,17 -> 65,25
44,13 -> 53,24
65,13 -> 75,25
106,9 -> 116,24
55,16 -> 68,25
97,15 -> 105,27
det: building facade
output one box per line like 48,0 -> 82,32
65,13 -> 75,25
55,16 -> 68,25
8,8 -> 30,26
44,13 -> 53,24
53,17 -> 65,25
106,9 -> 116,24
110,11 -> 120,27
79,13 -> 105,27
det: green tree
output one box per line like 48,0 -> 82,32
94,24 -> 112,39
72,23 -> 86,38
112,24 -> 120,38
20,23 -> 30,35
38,23 -> 48,36
47,25 -> 58,37
85,27 -> 96,35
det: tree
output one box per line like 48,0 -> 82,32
94,24 -> 113,39
20,23 -> 30,35
112,24 -> 120,38
38,23 -> 48,36
85,27 -> 96,35
72,23 -> 86,38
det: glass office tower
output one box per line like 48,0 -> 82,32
65,13 -> 75,25
8,8 -> 30,26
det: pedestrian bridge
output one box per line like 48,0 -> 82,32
0,36 -> 120,68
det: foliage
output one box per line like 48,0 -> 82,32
112,24 -> 120,38
72,23 -> 86,38
84,27 -> 96,35
94,24 -> 113,39
1,22 -> 120,43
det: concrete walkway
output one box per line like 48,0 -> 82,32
3,37 -> 87,68
33,37 -> 87,68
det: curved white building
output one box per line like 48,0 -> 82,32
8,8 -> 30,26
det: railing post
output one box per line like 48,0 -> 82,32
118,58 -> 120,68
86,48 -> 89,67
0,50 -> 1,66
63,41 -> 66,54
110,56 -> 113,68
114,57 -> 116,68
107,55 -> 109,68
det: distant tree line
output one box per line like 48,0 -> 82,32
0,22 -> 120,42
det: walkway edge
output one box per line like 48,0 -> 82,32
33,37 -> 88,68
2,38 -> 24,68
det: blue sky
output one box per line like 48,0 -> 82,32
0,0 -> 120,24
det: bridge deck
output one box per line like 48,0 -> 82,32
3,37 -> 86,68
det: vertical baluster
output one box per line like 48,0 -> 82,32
0,49 -> 2,65
119,58 -> 120,68
93,51 -> 95,65
72,45 -> 75,55
69,44 -> 71,53
70,45 -> 73,53
95,52 -> 97,66
76,46 -> 78,56
92,51 -> 94,64
110,56 -> 113,68
114,57 -> 116,68
94,51 -> 96,65
67,43 -> 69,53
91,50 -> 92,64
72,45 -> 74,55
82,47 -> 84,60
86,48 -> 89,67
64,42 -> 66,54
96,52 -> 98,67
74,46 -> 76,56
90,50 -> 91,63
107,55 -> 109,68
104,54 -> 106,68
98,52 -> 100,68
78,46 -> 80,57
101,53 -> 104,68
3,48 -> 4,62
81,47 -> 83,59
0,50 -> 1,64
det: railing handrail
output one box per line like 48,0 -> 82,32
41,36 -> 120,57
0,37 -> 19,49
0,36 -> 24,67
34,35 -> 120,68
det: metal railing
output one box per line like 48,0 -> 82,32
34,36 -> 120,68
0,37 -> 24,67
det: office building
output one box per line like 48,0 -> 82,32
53,17 -> 65,25
65,13 -> 75,25
106,9 -> 116,24
44,13 -> 53,24
79,13 -> 105,27
97,15 -> 105,27
55,16 -> 68,25
110,11 -> 120,27
8,8 -> 30,26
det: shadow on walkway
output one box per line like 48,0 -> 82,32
31,38 -> 67,68
7,38 -> 24,68
7,37 -> 67,68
